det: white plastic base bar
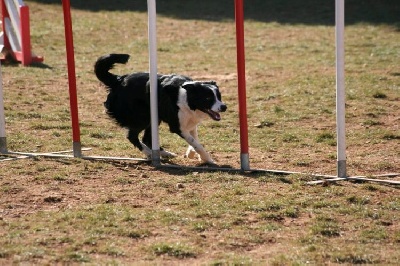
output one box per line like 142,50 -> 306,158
2,150 -> 150,162
160,163 -> 399,186
307,174 -> 400,185
4,148 -> 91,159
1,151 -> 76,161
81,155 -> 150,162
1,147 -> 150,162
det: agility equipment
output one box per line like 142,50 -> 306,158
235,0 -> 250,171
61,0 -> 81,157
147,0 -> 160,165
0,61 -> 6,153
0,0 -> 43,65
0,0 -> 148,162
335,0 -> 346,179
58,0 -> 148,162
0,0 -> 398,185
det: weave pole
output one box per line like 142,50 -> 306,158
61,0 -> 81,157
234,0 -> 250,170
0,0 -> 43,65
0,60 -> 7,153
147,0 -> 160,165
335,0 -> 346,178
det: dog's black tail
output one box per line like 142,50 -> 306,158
94,53 -> 130,89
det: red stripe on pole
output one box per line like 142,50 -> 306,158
62,0 -> 80,143
235,0 -> 249,155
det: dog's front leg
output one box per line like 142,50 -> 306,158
181,131 -> 214,164
185,128 -> 199,159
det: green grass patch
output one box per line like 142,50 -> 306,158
150,242 -> 196,259
311,217 -> 341,237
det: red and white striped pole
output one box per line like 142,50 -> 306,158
62,0 -> 81,157
235,0 -> 250,170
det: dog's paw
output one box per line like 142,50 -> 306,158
140,143 -> 152,157
200,156 -> 217,166
185,148 -> 197,159
197,152 -> 217,166
142,150 -> 152,158
207,161 -> 218,167
160,150 -> 177,158
200,160 -> 218,167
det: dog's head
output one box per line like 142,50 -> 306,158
182,81 -> 227,121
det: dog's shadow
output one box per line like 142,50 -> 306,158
97,158 -> 234,176
78,157 -> 301,182
157,160 -> 235,176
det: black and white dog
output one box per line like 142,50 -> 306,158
94,54 -> 227,164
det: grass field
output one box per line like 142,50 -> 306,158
0,0 -> 399,264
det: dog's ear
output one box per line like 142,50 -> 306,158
202,80 -> 218,87
182,82 -> 197,90
183,81 -> 217,88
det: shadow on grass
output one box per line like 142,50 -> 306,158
85,158 -> 252,177
30,0 -> 399,26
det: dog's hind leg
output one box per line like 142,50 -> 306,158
127,129 -> 151,157
142,127 -> 176,158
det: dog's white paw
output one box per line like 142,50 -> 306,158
141,149 -> 152,157
199,153 -> 216,165
185,148 -> 197,159
140,142 -> 152,157
202,158 -> 217,166
160,150 -> 177,158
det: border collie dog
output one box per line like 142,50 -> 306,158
94,54 -> 227,164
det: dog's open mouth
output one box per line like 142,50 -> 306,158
203,109 -> 221,121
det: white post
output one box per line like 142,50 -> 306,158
147,0 -> 160,165
0,60 -> 7,153
335,0 -> 346,178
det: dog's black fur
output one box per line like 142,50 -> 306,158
94,53 -> 227,164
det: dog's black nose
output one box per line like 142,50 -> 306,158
220,105 -> 227,112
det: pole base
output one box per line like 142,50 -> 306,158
337,159 -> 347,178
152,149 -> 161,166
73,141 -> 82,158
0,137 -> 7,153
240,153 -> 250,171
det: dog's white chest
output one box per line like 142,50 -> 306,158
178,108 -> 207,132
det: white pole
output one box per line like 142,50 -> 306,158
0,60 -> 7,153
335,0 -> 346,178
147,0 -> 160,165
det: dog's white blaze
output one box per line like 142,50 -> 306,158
207,84 -> 225,112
